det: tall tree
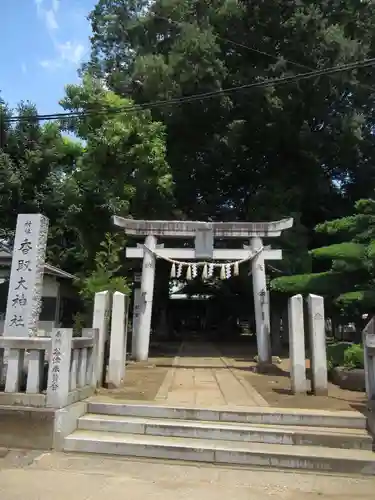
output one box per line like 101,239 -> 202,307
0,100 -> 83,270
0,77 -> 174,275
86,0 -> 375,230
59,75 -> 174,268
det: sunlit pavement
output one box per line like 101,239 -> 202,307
0,450 -> 374,500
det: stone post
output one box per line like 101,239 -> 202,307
46,328 -> 73,408
3,214 -> 49,382
307,294 -> 328,395
363,324 -> 375,400
288,294 -> 307,394
251,237 -> 271,363
92,290 -> 110,387
4,348 -> 25,393
136,235 -> 157,361
26,349 -> 44,393
83,327 -> 99,387
124,294 -> 129,354
131,273 -> 142,358
108,292 -> 126,388
4,213 -> 49,338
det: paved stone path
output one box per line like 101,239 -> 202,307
153,341 -> 268,407
0,451 -> 374,499
94,341 -> 267,407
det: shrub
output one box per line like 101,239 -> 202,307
311,243 -> 366,262
343,344 -> 364,370
326,342 -> 352,371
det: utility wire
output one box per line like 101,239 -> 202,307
3,57 -> 375,123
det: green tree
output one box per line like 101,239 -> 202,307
1,76 -> 174,278
59,74 -> 174,269
0,100 -> 85,272
85,0 -> 375,229
78,232 -> 130,302
271,198 -> 375,332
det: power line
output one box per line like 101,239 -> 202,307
3,57 -> 375,123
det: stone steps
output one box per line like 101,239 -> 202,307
64,429 -> 375,475
63,402 -> 375,474
78,413 -> 373,450
87,401 -> 367,428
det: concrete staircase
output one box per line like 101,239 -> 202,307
64,402 -> 375,475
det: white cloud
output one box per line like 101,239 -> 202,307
57,41 -> 85,64
35,0 -> 43,12
39,41 -> 86,70
45,9 -> 58,31
36,0 -> 87,71
35,0 -> 60,32
39,59 -> 61,70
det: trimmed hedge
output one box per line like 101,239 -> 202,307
334,290 -> 375,309
310,243 -> 366,262
270,271 -> 345,295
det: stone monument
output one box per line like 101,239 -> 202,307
2,214 -> 49,388
4,213 -> 49,337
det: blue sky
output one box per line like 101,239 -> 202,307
0,0 -> 96,115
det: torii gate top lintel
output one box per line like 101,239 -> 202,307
112,216 -> 294,238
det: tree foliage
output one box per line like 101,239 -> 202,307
86,0 -> 375,228
0,77 -> 173,292
4,0 -> 375,321
271,198 -> 375,318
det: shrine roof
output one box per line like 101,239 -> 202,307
0,240 -> 74,280
112,216 -> 293,238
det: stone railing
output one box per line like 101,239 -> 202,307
363,316 -> 375,401
0,327 -> 99,408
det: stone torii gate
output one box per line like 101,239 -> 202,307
113,216 -> 293,363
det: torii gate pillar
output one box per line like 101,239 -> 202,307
136,235 -> 157,361
251,237 -> 271,363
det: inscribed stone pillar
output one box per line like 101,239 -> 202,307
307,294 -> 328,396
136,235 -> 157,361
288,294 -> 307,394
251,237 -> 271,363
131,282 -> 142,358
108,292 -> 126,388
92,290 -> 111,387
46,328 -> 73,408
4,214 -> 49,337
